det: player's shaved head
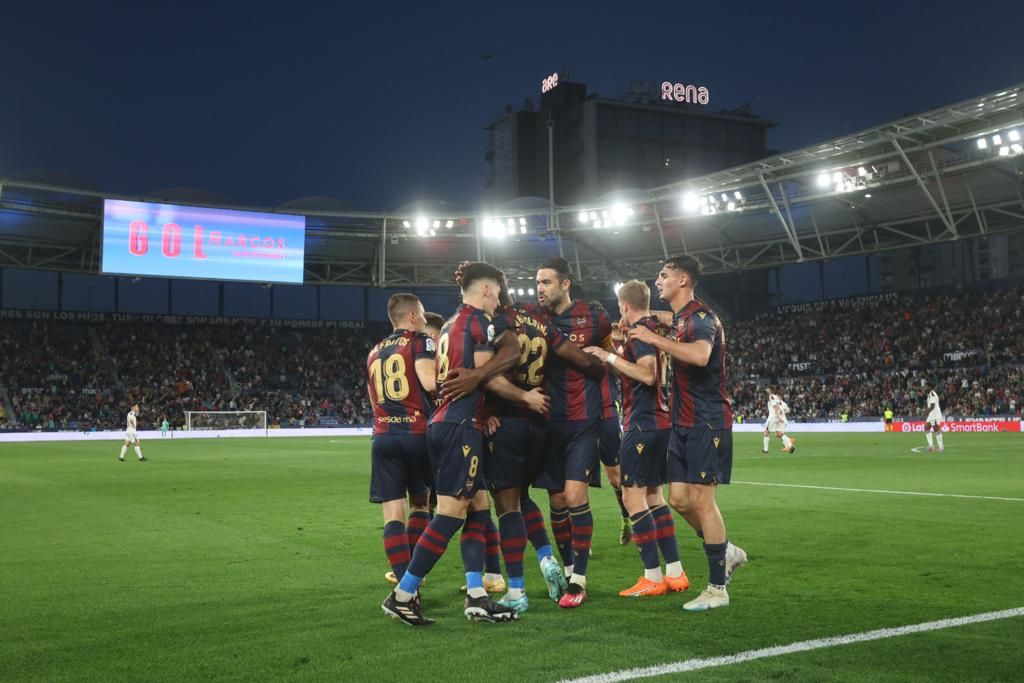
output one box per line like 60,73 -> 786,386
617,280 -> 650,311
387,293 -> 423,327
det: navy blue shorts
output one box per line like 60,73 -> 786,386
619,428 -> 670,488
666,426 -> 733,485
598,416 -> 622,467
369,432 -> 431,503
427,422 -> 487,498
535,418 -> 600,491
487,415 -> 546,491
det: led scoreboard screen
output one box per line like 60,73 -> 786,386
101,199 -> 306,284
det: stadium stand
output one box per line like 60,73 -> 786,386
1,287 -> 1021,431
729,286 -> 1024,421
0,319 -> 377,431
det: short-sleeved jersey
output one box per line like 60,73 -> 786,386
767,394 -> 788,421
670,299 -> 733,428
126,411 -> 137,431
430,304 -> 495,429
366,328 -> 436,435
491,305 -> 567,418
620,316 -> 672,431
529,300 -> 614,421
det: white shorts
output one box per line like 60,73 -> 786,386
926,414 -> 943,427
125,429 -> 139,443
765,419 -> 788,433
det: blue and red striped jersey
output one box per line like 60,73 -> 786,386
490,305 -> 567,417
532,300 -> 613,422
670,300 -> 733,428
430,304 -> 496,429
620,316 -> 672,431
366,328 -> 436,435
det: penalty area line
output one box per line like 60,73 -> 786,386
556,607 -> 1024,683
733,480 -> 1024,502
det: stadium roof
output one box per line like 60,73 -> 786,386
4,82 -> 1024,287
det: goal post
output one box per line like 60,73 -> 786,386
185,411 -> 269,436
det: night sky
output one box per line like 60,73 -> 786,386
2,1 -> 1023,211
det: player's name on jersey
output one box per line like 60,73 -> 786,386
372,336 -> 413,351
511,311 -> 553,338
0,309 -> 366,328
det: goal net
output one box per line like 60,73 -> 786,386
185,411 -> 268,436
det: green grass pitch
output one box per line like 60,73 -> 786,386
1,433 -> 1022,682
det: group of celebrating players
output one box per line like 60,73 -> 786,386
367,255 -> 746,626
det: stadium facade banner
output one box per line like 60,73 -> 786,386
895,420 -> 1022,433
0,309 -> 365,328
777,292 -> 899,314
101,199 -> 306,284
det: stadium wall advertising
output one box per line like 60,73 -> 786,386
0,309 -> 366,328
894,420 -> 1021,433
101,199 -> 306,284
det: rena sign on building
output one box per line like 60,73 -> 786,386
542,72 -> 559,93
661,82 -> 710,105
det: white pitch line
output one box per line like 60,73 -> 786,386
733,480 -> 1024,502
557,607 -> 1024,683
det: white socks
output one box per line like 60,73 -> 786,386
781,435 -> 792,449
936,434 -> 944,449
506,587 -> 524,600
665,561 -> 683,578
134,446 -> 143,460
644,567 -> 664,583
926,432 -> 934,448
568,573 -> 587,589
762,436 -> 770,451
119,446 -> 127,459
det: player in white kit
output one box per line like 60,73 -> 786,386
119,404 -> 147,462
925,387 -> 944,452
762,389 -> 795,453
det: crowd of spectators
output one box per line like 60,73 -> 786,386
1,286 -> 1021,431
1,320 -> 376,431
728,287 -> 1024,420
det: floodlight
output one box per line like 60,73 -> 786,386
816,173 -> 830,188
613,282 -> 624,295
1010,130 -> 1021,142
977,138 -> 988,150
993,134 -> 1003,145
578,211 -> 589,223
402,220 -> 411,228
445,220 -> 454,228
999,146 -> 1011,156
682,192 -> 700,212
